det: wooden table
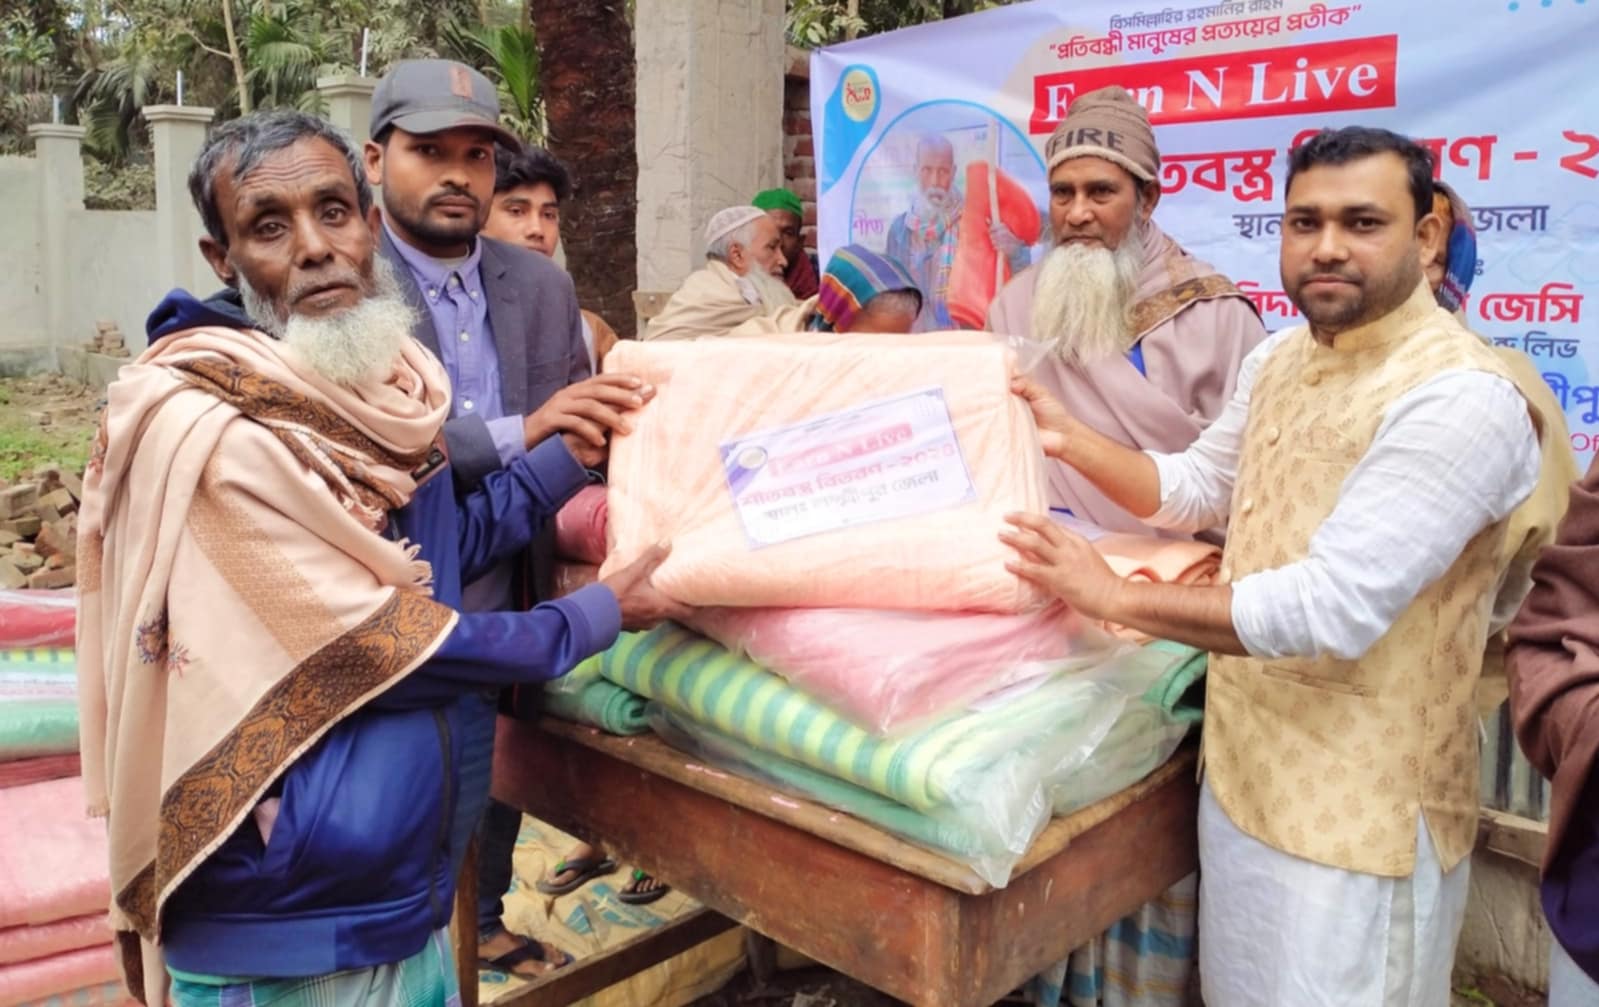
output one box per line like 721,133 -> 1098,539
489,716 -> 1199,1007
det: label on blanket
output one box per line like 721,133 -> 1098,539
720,386 -> 977,548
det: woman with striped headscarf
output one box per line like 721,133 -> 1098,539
810,244 -> 924,334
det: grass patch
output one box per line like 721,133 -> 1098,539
0,422 -> 92,482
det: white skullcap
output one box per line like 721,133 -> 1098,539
703,205 -> 768,245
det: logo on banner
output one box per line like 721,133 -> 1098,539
822,63 -> 882,194
842,67 -> 878,122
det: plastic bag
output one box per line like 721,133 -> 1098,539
1046,641 -> 1206,815
601,334 -> 1050,613
543,656 -> 650,736
595,624 -> 1127,881
0,590 -> 75,649
689,604 -> 1125,735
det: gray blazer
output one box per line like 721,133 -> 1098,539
379,227 -> 591,488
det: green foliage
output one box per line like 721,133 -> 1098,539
440,19 -> 544,143
83,157 -> 156,209
786,0 -> 1016,49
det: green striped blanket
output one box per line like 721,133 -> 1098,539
543,657 -> 650,735
597,625 -> 1123,814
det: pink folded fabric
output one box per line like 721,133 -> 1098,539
1090,533 -> 1221,641
0,914 -> 110,967
0,590 -> 76,649
0,944 -> 118,1007
689,604 -> 1118,734
0,778 -> 110,928
0,754 -> 81,791
603,335 -> 1049,613
554,485 -> 608,565
1092,533 -> 1221,586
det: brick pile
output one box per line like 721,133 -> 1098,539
0,467 -> 82,591
86,320 -> 130,358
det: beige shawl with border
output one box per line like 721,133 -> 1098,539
76,325 -> 462,1003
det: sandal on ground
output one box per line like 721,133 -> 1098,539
617,867 -> 669,905
534,855 -> 617,895
477,933 -> 574,978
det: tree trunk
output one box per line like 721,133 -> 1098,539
528,0 -> 638,338
221,0 -> 251,114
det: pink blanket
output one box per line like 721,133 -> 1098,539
1090,532 -> 1221,642
554,485 -> 608,564
602,334 -> 1049,612
0,778 -> 110,929
0,914 -> 109,967
0,590 -> 75,649
690,605 -> 1118,734
0,944 -> 118,1007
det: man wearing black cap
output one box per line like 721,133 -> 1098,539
364,58 -> 644,978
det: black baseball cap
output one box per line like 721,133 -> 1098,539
369,59 -> 522,148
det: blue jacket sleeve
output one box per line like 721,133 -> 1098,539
456,434 -> 589,585
373,584 -> 622,708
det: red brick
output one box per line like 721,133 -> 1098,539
793,136 -> 814,158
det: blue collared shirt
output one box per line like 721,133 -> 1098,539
386,221 -> 526,612
384,222 -> 526,466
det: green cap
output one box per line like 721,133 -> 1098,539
752,187 -> 804,217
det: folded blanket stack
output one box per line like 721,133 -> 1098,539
0,594 -> 127,1005
540,345 -> 1210,884
0,777 -> 124,1007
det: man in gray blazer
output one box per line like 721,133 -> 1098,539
363,58 -> 651,978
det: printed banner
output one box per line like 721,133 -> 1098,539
720,388 -> 977,548
812,0 -> 1599,459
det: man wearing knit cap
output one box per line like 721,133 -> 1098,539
988,86 -> 1265,535
645,205 -> 815,340
990,85 -> 1264,1007
753,187 -> 820,300
888,133 -> 1032,331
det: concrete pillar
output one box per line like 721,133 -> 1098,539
634,0 -> 787,291
26,123 -> 86,346
318,74 -> 378,150
143,105 -> 216,297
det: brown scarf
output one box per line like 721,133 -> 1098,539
1507,452 -> 1599,871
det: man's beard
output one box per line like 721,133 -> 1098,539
1030,232 -> 1145,366
238,258 -> 417,387
1287,258 -> 1422,339
911,187 -> 961,224
739,267 -> 799,310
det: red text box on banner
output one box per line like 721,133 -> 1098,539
1029,35 -> 1399,134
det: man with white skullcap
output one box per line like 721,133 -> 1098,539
645,205 -> 816,340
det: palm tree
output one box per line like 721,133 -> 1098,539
440,19 -> 542,142
529,0 -> 637,337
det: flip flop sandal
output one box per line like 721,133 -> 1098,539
477,934 -> 574,976
617,868 -> 670,905
534,855 -> 617,895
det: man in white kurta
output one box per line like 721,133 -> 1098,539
1001,128 -> 1541,1005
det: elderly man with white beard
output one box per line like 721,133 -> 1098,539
645,205 -> 816,340
986,85 -> 1264,1007
987,86 -> 1266,537
888,133 -> 1031,331
77,109 -> 683,1005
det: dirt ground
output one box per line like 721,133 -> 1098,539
0,374 -> 103,480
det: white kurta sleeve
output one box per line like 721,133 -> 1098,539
1230,369 -> 1541,660
1143,329 -> 1294,534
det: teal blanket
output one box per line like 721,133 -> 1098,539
543,657 -> 650,735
